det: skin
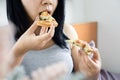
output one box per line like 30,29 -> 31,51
10,0 -> 101,79
21,0 -> 58,20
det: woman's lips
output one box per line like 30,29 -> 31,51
39,10 -> 52,15
39,6 -> 53,15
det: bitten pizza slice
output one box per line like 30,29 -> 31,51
37,11 -> 58,27
67,40 -> 94,55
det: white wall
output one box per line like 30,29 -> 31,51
0,0 -> 8,26
65,0 -> 73,24
65,0 -> 84,24
83,0 -> 120,73
70,0 -> 86,24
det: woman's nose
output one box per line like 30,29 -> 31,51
41,0 -> 52,5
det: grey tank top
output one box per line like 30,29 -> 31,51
22,44 -> 73,76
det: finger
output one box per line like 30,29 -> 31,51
78,50 -> 88,65
80,50 -> 94,69
92,48 -> 101,62
78,52 -> 90,72
40,27 -> 49,35
86,56 -> 97,69
41,26 -> 55,42
87,53 -> 101,71
78,49 -> 88,64
45,27 -> 48,33
79,48 -> 89,57
87,57 -> 101,77
36,26 -> 55,47
47,26 -> 55,37
84,49 -> 97,66
89,40 -> 95,48
39,27 -> 46,35
79,51 -> 99,77
37,33 -> 53,45
80,52 -> 97,75
80,62 -> 91,73
26,16 -> 39,34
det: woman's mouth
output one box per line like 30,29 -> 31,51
39,10 -> 51,15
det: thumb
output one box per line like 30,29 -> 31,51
88,40 -> 95,59
26,16 -> 39,34
89,40 -> 95,48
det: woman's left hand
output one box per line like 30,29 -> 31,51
78,48 -> 101,80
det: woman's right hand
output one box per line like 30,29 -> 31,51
9,18 -> 55,68
12,17 -> 55,56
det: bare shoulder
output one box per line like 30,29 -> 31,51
63,24 -> 78,40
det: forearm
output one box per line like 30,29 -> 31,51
8,42 -> 27,69
9,53 -> 24,69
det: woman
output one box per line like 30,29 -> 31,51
6,0 -> 101,79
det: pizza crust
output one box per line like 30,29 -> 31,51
37,11 -> 58,27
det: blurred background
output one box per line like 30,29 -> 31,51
1,0 -> 120,73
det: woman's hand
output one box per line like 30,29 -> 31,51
10,18 -> 55,68
71,41 -> 101,80
12,18 -> 55,55
78,48 -> 101,80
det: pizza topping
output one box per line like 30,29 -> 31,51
37,11 -> 58,27
39,12 -> 50,20
67,40 -> 94,55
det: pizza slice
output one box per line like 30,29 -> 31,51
67,40 -> 93,55
37,11 -> 58,27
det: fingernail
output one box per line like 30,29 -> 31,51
89,40 -> 95,48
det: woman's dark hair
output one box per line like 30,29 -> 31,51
6,0 -> 69,48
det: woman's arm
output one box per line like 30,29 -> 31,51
63,24 -> 101,80
9,18 -> 55,69
63,24 -> 78,40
